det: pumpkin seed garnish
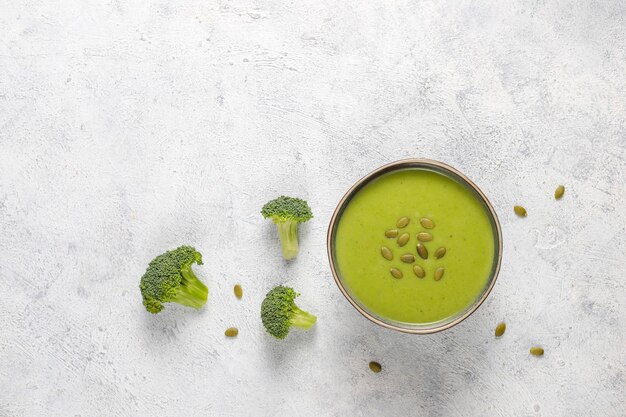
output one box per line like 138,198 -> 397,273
369,361 -> 382,373
530,347 -> 544,356
555,185 -> 565,199
397,233 -> 410,247
420,217 -> 435,229
413,264 -> 425,278
385,229 -> 399,238
495,322 -> 506,337
434,247 -> 446,259
400,254 -> 415,263
396,216 -> 410,228
225,327 -> 239,337
381,246 -> 393,261
514,205 -> 527,217
416,243 -> 428,260
390,268 -> 403,279
417,232 -> 433,242
234,284 -> 243,299
434,267 -> 445,281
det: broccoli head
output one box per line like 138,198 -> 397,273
139,246 -> 208,314
261,285 -> 317,339
261,196 -> 313,260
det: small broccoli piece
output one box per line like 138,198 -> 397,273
261,196 -> 313,260
261,285 -> 317,339
139,246 -> 208,314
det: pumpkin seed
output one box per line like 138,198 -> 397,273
416,243 -> 428,260
225,327 -> 238,337
396,216 -> 410,228
390,268 -> 403,279
434,247 -> 447,259
495,322 -> 506,337
369,361 -> 382,373
555,185 -> 565,199
514,205 -> 527,217
413,264 -> 425,278
420,217 -> 435,229
400,254 -> 415,263
385,229 -> 399,238
234,284 -> 243,299
417,232 -> 433,242
381,246 -> 393,261
434,267 -> 445,281
530,347 -> 544,356
397,233 -> 410,247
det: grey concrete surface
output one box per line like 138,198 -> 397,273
1,1 -> 625,416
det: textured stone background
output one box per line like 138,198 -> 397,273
1,1 -> 624,416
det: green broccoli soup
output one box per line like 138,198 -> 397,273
334,168 -> 496,325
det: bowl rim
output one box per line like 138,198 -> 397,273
326,158 -> 503,334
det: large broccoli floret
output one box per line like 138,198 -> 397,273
139,246 -> 208,314
261,285 -> 317,339
261,196 -> 313,260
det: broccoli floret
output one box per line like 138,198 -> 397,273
261,196 -> 313,260
139,246 -> 208,314
261,285 -> 317,339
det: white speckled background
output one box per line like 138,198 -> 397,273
1,1 -> 625,416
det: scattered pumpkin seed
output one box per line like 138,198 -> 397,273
416,243 -> 428,260
530,347 -> 544,356
420,217 -> 435,229
369,361 -> 382,373
385,229 -> 399,238
234,284 -> 243,299
514,205 -> 527,217
434,267 -> 445,281
400,254 -> 415,263
381,246 -> 393,261
397,233 -> 410,247
555,185 -> 565,199
495,322 -> 506,337
413,264 -> 425,278
390,268 -> 403,279
225,327 -> 238,337
396,216 -> 410,228
434,247 -> 447,259
417,232 -> 433,242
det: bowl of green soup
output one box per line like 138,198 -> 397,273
327,159 -> 502,334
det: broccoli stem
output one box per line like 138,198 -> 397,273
290,306 -> 317,330
174,265 -> 209,309
276,221 -> 299,260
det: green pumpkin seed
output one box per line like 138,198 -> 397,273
381,246 -> 393,261
385,229 -> 399,238
495,322 -> 506,337
413,264 -> 425,278
396,216 -> 410,228
417,232 -> 433,242
234,284 -> 243,299
555,185 -> 565,199
369,361 -> 382,373
390,268 -> 403,279
434,247 -> 446,259
434,267 -> 445,281
400,254 -> 415,263
420,217 -> 435,229
530,347 -> 544,356
416,243 -> 428,260
397,233 -> 410,247
225,327 -> 238,337
514,205 -> 527,217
